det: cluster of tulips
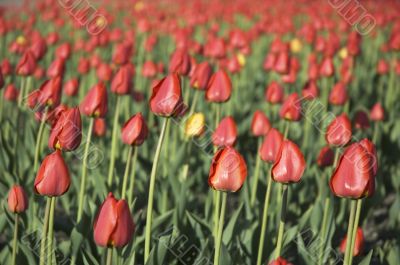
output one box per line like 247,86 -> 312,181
0,0 -> 399,264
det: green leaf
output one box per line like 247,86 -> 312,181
359,250 -> 373,265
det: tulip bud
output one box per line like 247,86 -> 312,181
96,63 -> 113,82
280,93 -> 302,121
302,80 -> 319,100
329,82 -> 348,106
55,43 -> 71,60
263,52 -> 276,71
34,150 -> 70,196
265,81 -> 284,104
149,73 -> 185,117
36,76 -> 62,110
370,103 -> 384,121
272,140 -> 305,183
205,70 -> 232,103
121,113 -> 149,146
377,59 -> 389,75
325,113 -> 352,147
185,112 -> 205,137
29,37 -> 47,60
274,51 -> 290,74
317,146 -> 335,168
8,185 -> 29,213
93,193 -> 135,248
112,42 -> 132,65
212,116 -> 237,147
208,146 -> 247,192
1,59 -> 13,76
354,111 -> 370,129
48,107 -> 82,151
190,61 -> 213,90
339,228 -> 364,256
259,128 -> 284,163
80,82 -> 108,118
63,78 -> 79,96
77,58 -> 90,74
93,118 -> 106,137
269,257 -> 293,265
320,57 -> 335,77
251,110 -> 271,137
16,51 -> 36,76
4,84 -> 19,101
142,61 -> 158,78
47,58 -> 65,78
111,64 -> 134,95
169,48 -> 191,76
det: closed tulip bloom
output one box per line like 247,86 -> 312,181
325,113 -> 352,146
29,37 -> 47,60
320,57 -> 335,77
204,38 -> 226,59
269,257 -> 293,265
96,63 -> 113,82
47,58 -> 65,78
4,84 -> 19,101
142,61 -> 158,78
376,59 -> 389,75
93,118 -> 106,137
185,112 -> 205,137
272,140 -> 305,183
112,42 -> 132,65
149,73 -> 184,117
259,128 -> 284,163
330,141 -> 376,199
302,80 -> 319,100
354,111 -> 370,129
263,52 -> 276,71
1,59 -> 13,76
208,146 -> 247,192
359,138 -> 378,176
190,61 -> 213,90
317,146 -> 335,168
251,110 -> 271,137
205,70 -> 232,103
8,185 -> 29,213
121,113 -> 149,146
16,51 -> 36,76
370,103 -> 385,121
37,76 -> 62,109
339,227 -> 364,256
55,43 -> 71,60
265,81 -> 284,104
80,82 -> 108,118
329,82 -> 348,106
111,64 -> 133,95
169,48 -> 191,76
274,51 -> 290,74
77,57 -> 90,74
48,107 -> 82,151
93,193 -> 135,248
280,93 -> 302,121
34,150 -> 70,196
212,116 -> 237,147
63,78 -> 79,96
308,62 -> 319,80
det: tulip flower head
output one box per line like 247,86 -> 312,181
325,114 -> 352,147
317,146 -> 335,168
80,82 -> 108,118
8,185 -> 29,213
16,50 -> 36,76
111,64 -> 134,95
279,93 -> 302,121
190,61 -> 213,90
272,140 -> 305,183
169,48 -> 191,76
354,111 -> 370,129
251,110 -> 271,137
269,257 -> 293,265
212,116 -> 237,147
185,112 -> 205,137
205,70 -> 232,103
339,227 -> 364,256
265,81 -> 284,104
370,103 -> 385,121
121,113 -> 149,146
93,118 -> 106,137
259,128 -> 284,163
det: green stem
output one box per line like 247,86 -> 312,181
47,197 -> 56,265
107,96 -> 121,186
275,184 -> 288,259
128,147 -> 138,206
214,192 -> 227,265
189,89 -> 200,115
144,118 -> 170,263
106,248 -> 113,265
77,117 -> 94,222
348,199 -> 362,265
34,107 -> 48,171
121,146 -> 134,200
17,77 -> 25,108
256,166 -> 273,265
11,214 -> 19,265
39,198 -> 51,265
213,190 -> 221,238
318,197 -> 330,265
0,89 -> 4,122
250,138 -> 263,206
215,103 -> 221,129
372,122 -> 379,144
283,121 -> 290,140
343,200 -> 357,265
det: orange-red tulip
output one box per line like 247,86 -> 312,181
272,140 -> 305,183
269,257 -> 293,265
8,185 -> 29,213
4,84 -> 19,101
47,58 -> 65,78
93,118 -> 106,137
63,78 -> 79,97
320,57 -> 335,77
302,80 -> 319,100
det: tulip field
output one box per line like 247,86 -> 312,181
1,0 -> 400,264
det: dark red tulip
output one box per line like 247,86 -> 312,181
359,138 -> 378,176
339,227 -> 364,256
34,150 -> 70,196
205,70 -> 232,103
269,257 -> 293,265
0,66 -> 4,89
259,128 -> 284,163
302,80 -> 319,100
63,78 -> 79,96
190,61 -> 213,90
149,73 -> 184,117
169,48 -> 191,76
354,111 -> 370,129
280,93 -> 302,121
4,84 -> 19,101
111,64 -> 134,95
320,57 -> 335,77
121,113 -> 149,146
208,146 -> 247,192
370,103 -> 385,121
16,51 -> 36,76
48,107 -> 82,151
317,146 -> 335,168
112,42 -> 132,65
47,58 -> 65,78
36,76 -> 62,109
8,185 -> 29,213
142,61 -> 158,78
212,116 -> 237,147
325,113 -> 352,146
251,110 -> 271,137
272,140 -> 306,183
93,118 -> 106,137
93,193 -> 135,248
265,81 -> 284,104
329,82 -> 348,106
330,141 -> 377,199
80,82 -> 108,118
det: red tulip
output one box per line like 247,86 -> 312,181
269,257 -> 293,265
47,58 -> 65,78
329,82 -> 348,106
302,80 -> 319,100
370,103 -> 384,121
96,63 -> 113,82
205,70 -> 232,103
265,81 -> 284,104
93,118 -> 106,137
36,76 -> 62,109
259,128 -> 284,163
208,146 -> 247,192
112,42 -> 132,65
377,59 -> 389,75
251,110 -> 271,137
359,138 -> 378,176
93,193 -> 135,248
272,140 -> 305,183
190,61 -> 213,90
320,57 -> 335,77
63,78 -> 79,96
80,82 -> 108,118
274,51 -> 290,74
16,51 -> 36,76
169,48 -> 191,76
1,59 -> 13,76
29,37 -> 47,60
339,227 -> 364,256
212,116 -> 238,147
280,93 -> 302,121
325,113 -> 352,146
77,58 -> 90,74
263,52 -> 276,71
142,61 -> 158,78
111,64 -> 134,95
55,43 -> 71,60
121,113 -> 149,146
229,29 -> 248,49
204,38 -> 226,59
149,73 -> 185,117
34,150 -> 70,196
8,185 -> 29,213
4,84 -> 19,101
48,107 -> 82,151
354,111 -> 370,129
317,146 -> 335,168
330,141 -> 376,199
